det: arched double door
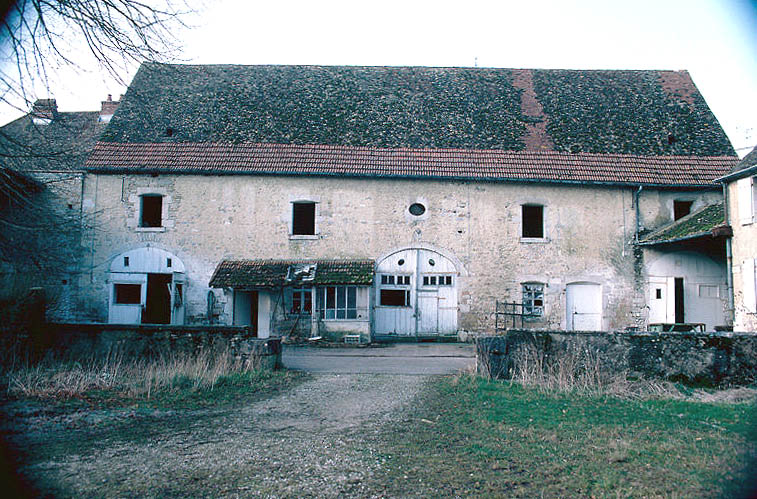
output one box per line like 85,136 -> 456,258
374,248 -> 459,336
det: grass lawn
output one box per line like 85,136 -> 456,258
377,376 -> 757,498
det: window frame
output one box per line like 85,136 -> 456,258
139,194 -> 163,228
378,273 -> 412,308
290,200 -> 318,239
673,200 -> 693,221
521,204 -> 545,240
290,288 -> 312,315
522,282 -> 545,319
114,283 -> 142,305
319,285 -> 359,320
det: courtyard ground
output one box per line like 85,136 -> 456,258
0,344 -> 754,497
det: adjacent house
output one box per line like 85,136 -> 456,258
0,96 -> 118,319
77,63 -> 739,340
717,146 -> 757,331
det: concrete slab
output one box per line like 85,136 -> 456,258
282,342 -> 475,375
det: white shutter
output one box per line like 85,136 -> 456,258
738,177 -> 754,225
743,259 -> 757,314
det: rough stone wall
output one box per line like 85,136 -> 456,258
728,180 -> 757,331
476,330 -> 757,386
6,323 -> 282,370
80,173 -> 717,333
0,172 -> 86,321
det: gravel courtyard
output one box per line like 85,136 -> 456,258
3,344 -> 475,497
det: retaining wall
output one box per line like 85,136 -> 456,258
3,323 -> 282,370
476,330 -> 757,386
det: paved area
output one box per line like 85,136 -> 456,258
282,342 -> 476,374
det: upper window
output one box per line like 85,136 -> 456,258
673,200 -> 693,221
292,201 -> 316,235
738,177 -> 757,225
522,204 -> 544,239
522,283 -> 544,318
140,194 -> 163,228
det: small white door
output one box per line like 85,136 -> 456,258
648,277 -> 670,324
109,273 -> 147,324
566,282 -> 602,331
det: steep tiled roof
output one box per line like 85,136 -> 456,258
0,112 -> 107,172
86,142 -> 737,187
638,203 -> 726,245
101,63 -> 735,157
209,259 -> 375,288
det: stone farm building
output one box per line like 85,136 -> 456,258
6,64 -> 743,340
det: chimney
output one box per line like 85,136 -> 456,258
31,98 -> 58,125
98,94 -> 120,123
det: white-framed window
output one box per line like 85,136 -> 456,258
378,273 -> 411,307
319,286 -> 357,319
421,274 -> 454,286
522,282 -> 544,318
737,176 -> 756,225
131,188 -> 172,232
521,204 -> 545,239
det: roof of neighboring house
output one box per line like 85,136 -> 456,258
209,259 -> 375,288
0,111 -> 107,172
101,64 -> 734,157
637,203 -> 727,245
86,142 -> 737,187
716,145 -> 757,182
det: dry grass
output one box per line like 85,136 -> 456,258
502,344 -> 757,403
2,346 -> 261,401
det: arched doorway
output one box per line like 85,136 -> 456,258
108,247 -> 186,324
375,247 -> 459,336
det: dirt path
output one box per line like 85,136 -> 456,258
9,374 -> 430,497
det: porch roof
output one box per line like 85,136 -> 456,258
209,259 -> 375,289
637,202 -> 728,246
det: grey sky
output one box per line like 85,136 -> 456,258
3,0 -> 755,155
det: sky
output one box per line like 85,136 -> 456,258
2,0 -> 755,156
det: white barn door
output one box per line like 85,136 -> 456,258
375,248 -> 458,336
566,282 -> 602,331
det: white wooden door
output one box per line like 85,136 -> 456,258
375,248 -> 458,336
108,273 -> 147,324
566,283 -> 602,331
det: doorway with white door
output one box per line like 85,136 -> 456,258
565,282 -> 602,331
374,247 -> 460,337
108,247 -> 186,325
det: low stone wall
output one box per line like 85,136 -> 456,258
476,330 -> 757,386
3,323 -> 282,370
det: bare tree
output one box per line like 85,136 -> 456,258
0,0 -> 191,112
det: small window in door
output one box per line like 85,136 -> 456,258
114,284 -> 141,304
380,289 -> 410,307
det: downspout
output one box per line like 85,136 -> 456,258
721,181 -> 735,323
634,185 -> 643,241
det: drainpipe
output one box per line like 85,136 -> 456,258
721,181 -> 735,323
634,185 -> 643,241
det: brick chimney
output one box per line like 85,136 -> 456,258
31,98 -> 58,124
98,94 -> 120,123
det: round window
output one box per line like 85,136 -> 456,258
428,258 -> 435,266
398,259 -> 405,266
409,203 -> 426,216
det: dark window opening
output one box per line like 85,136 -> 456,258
655,288 -> 662,299
522,205 -> 544,238
291,288 -> 312,314
674,277 -> 685,323
166,127 -> 174,137
167,258 -> 172,268
124,256 -> 129,267
115,283 -> 141,304
140,194 -> 163,228
380,289 -> 410,307
673,200 -> 693,220
292,202 -> 316,235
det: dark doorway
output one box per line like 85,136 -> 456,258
250,290 -> 259,336
143,273 -> 172,324
674,277 -> 685,323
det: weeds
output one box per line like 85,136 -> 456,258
2,346 -> 266,402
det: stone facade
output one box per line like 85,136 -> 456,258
79,171 -> 722,335
726,174 -> 757,331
